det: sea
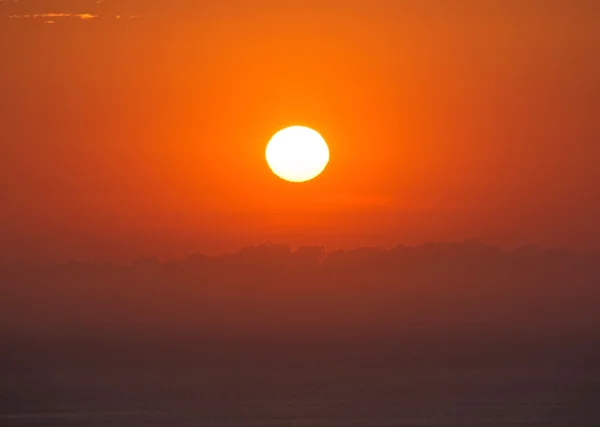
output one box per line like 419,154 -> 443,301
2,360 -> 599,427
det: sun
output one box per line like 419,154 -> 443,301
265,126 -> 330,183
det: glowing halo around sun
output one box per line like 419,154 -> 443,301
265,126 -> 330,183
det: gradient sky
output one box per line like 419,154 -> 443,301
1,0 -> 599,261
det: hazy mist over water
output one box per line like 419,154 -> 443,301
1,242 -> 600,426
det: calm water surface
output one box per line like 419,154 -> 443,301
2,363 -> 599,427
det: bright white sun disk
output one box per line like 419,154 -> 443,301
265,126 -> 329,183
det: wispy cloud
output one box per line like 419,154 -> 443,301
9,12 -> 99,20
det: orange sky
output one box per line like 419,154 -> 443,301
1,0 -> 599,260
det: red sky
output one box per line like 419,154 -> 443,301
1,0 -> 599,261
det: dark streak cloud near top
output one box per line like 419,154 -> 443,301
0,0 -> 142,20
